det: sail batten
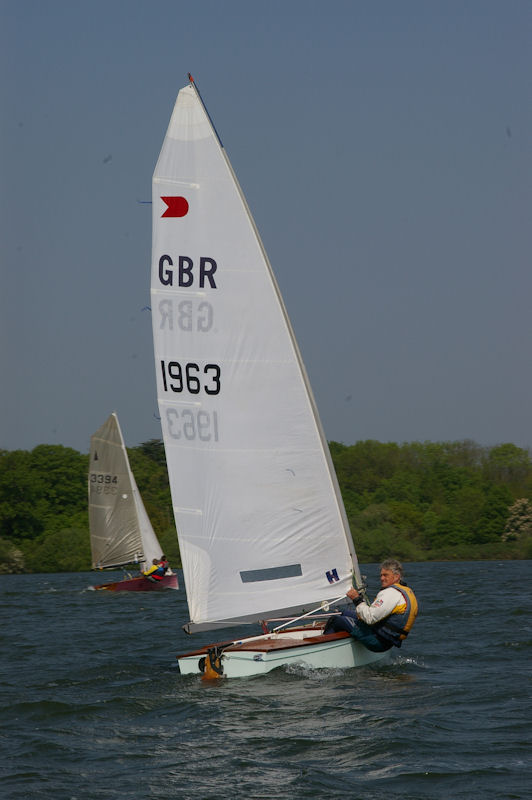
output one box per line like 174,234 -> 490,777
152,82 -> 360,631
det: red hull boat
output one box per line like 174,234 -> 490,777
91,572 -> 179,592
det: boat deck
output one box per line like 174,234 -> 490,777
178,629 -> 350,658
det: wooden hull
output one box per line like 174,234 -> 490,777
178,627 -> 390,678
90,573 -> 178,592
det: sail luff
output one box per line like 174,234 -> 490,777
114,413 -> 163,571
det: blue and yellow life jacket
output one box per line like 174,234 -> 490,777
374,582 -> 418,648
144,564 -> 165,580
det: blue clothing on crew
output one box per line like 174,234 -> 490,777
323,561 -> 418,653
143,559 -> 166,581
372,583 -> 418,647
324,607 -> 392,652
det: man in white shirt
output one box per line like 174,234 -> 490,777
323,559 -> 418,652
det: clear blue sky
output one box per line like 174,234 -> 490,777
2,0 -> 531,454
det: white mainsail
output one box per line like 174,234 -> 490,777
88,412 -> 162,571
151,78 -> 361,632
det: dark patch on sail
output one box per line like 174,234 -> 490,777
239,564 -> 302,583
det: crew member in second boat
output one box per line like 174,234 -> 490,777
158,554 -> 170,573
143,558 -> 166,582
323,559 -> 418,652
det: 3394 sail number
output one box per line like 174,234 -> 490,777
90,473 -> 118,484
89,473 -> 118,495
160,360 -> 221,395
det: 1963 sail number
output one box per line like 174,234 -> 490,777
165,408 -> 219,442
160,360 -> 221,395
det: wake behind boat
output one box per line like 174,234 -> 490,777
88,412 -> 178,592
150,75 -> 386,676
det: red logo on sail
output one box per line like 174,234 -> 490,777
161,196 -> 189,218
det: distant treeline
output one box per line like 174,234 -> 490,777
0,438 -> 531,573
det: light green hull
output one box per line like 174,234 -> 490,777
178,629 -> 390,678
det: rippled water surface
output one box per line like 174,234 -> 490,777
1,561 -> 530,799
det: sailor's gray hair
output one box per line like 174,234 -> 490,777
380,559 -> 403,577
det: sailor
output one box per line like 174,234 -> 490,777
158,554 -> 169,573
323,559 -> 418,652
143,558 -> 166,582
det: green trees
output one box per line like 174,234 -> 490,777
0,446 -> 90,572
125,442 -> 180,567
0,438 -> 530,572
331,440 -> 532,562
503,498 -> 532,546
0,442 -> 177,573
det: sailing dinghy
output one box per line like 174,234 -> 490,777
88,412 -> 178,591
151,75 -> 387,676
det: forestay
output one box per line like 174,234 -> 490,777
88,413 -> 161,571
151,79 -> 361,632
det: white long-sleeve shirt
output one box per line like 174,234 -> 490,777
356,585 -> 405,625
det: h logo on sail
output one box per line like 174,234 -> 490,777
326,568 -> 339,584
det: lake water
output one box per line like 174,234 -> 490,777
1,561 -> 530,799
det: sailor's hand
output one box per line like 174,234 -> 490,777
346,588 -> 359,600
